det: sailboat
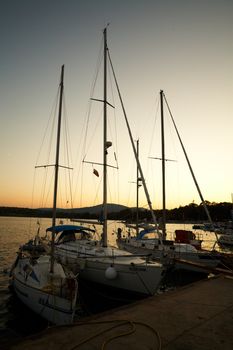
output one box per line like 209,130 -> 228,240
52,27 -> 165,297
217,195 -> 233,246
10,65 -> 78,325
117,90 -> 221,273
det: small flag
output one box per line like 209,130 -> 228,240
93,169 -> 99,177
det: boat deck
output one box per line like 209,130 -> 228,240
9,274 -> 233,350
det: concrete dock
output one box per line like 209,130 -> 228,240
9,275 -> 233,349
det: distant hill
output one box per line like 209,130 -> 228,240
67,203 -> 128,214
0,204 -> 130,218
38,203 -> 129,215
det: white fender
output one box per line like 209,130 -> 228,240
105,266 -> 117,280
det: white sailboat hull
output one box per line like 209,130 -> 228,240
173,251 -> 220,273
11,255 -> 77,325
78,259 -> 163,296
13,277 -> 75,325
55,243 -> 164,296
117,239 -> 220,274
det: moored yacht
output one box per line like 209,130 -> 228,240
10,65 -> 78,325
51,27 -> 165,297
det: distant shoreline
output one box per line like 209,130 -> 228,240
0,202 -> 232,222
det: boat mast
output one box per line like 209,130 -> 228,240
102,27 -> 108,247
231,193 -> 233,221
50,64 -> 64,273
136,139 -> 140,236
160,90 -> 166,239
163,93 -> 219,245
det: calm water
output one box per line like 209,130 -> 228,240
0,216 -> 225,347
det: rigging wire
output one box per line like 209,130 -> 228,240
147,94 -> 160,161
107,55 -> 120,205
82,37 -> 104,158
146,95 -> 160,208
61,91 -> 73,209
107,48 -> 162,242
92,171 -> 103,206
31,77 -> 73,218
75,34 -> 120,209
73,36 -> 104,208
34,87 -> 60,212
35,89 -> 60,167
28,167 -> 38,237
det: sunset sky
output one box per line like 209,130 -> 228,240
0,0 -> 232,210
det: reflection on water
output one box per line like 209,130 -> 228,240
0,216 -> 231,347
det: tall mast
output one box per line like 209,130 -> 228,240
102,27 -> 108,247
136,139 -> 139,236
231,193 -> 233,221
50,64 -> 64,273
163,92 -> 219,247
160,90 -> 166,239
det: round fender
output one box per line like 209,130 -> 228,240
105,266 -> 117,280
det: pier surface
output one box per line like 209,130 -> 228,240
10,275 -> 233,349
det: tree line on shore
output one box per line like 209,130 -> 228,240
0,201 -> 232,222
